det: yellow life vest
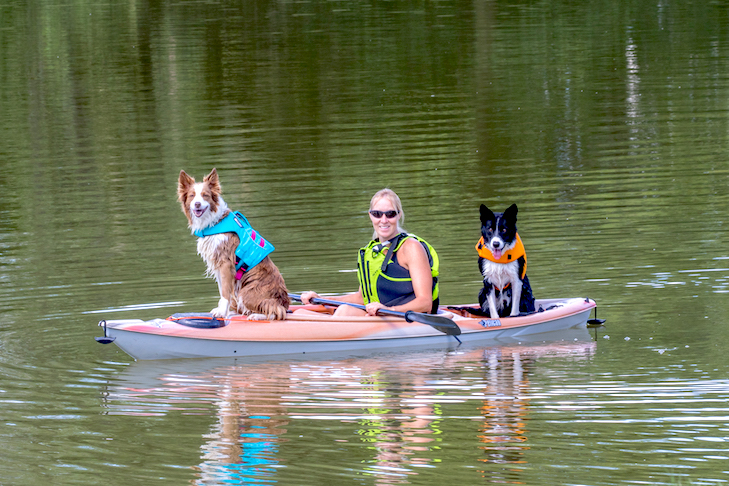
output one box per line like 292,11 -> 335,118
358,233 -> 439,311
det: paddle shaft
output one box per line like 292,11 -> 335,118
288,293 -> 461,336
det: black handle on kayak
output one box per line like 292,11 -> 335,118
288,293 -> 461,336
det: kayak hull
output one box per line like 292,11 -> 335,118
97,298 -> 597,360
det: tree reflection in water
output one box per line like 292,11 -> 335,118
103,339 -> 595,484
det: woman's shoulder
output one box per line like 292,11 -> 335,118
397,235 -> 428,258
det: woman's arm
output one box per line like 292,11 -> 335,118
301,289 -> 364,305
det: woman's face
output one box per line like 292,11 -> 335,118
369,196 -> 400,241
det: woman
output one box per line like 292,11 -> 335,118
301,188 -> 439,316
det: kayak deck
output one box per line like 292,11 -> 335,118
97,297 -> 597,360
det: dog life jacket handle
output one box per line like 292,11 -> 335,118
232,214 -> 262,280
233,215 -> 246,280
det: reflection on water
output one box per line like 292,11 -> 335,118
106,342 -> 596,484
97,335 -> 729,485
96,343 -> 566,482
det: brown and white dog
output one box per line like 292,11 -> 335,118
177,168 -> 289,320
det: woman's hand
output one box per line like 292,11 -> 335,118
300,291 -> 320,305
365,302 -> 387,316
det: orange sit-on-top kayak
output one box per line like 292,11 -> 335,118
95,296 -> 600,360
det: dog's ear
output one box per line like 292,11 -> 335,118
203,168 -> 220,190
504,204 -> 518,223
480,204 -> 495,226
178,170 -> 194,190
178,171 -> 194,206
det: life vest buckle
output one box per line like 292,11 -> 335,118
234,256 -> 249,280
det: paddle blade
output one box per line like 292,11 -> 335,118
403,311 -> 462,336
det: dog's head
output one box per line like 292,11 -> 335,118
177,168 -> 226,230
479,203 -> 518,260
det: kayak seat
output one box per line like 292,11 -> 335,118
445,306 -> 539,318
168,313 -> 228,329
447,305 -> 490,317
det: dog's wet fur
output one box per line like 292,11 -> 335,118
177,168 -> 289,320
477,203 -> 535,318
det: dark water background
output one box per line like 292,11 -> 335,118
2,0 -> 729,484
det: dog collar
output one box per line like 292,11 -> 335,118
476,233 -> 526,266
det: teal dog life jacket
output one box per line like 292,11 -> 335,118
193,211 -> 275,279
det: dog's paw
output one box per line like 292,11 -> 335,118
246,313 -> 268,321
211,307 -> 229,318
211,298 -> 230,318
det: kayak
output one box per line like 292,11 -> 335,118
95,297 -> 599,360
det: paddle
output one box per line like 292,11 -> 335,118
288,293 -> 461,336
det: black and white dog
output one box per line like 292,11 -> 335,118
476,204 -> 535,317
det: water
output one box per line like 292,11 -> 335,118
2,0 -> 729,483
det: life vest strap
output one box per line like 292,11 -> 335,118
381,233 -> 407,272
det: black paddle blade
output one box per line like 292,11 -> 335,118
402,311 -> 462,336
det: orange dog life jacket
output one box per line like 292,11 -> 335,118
476,233 -> 527,280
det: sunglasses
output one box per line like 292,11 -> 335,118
369,210 -> 399,219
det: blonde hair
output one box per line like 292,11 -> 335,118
370,188 -> 405,239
